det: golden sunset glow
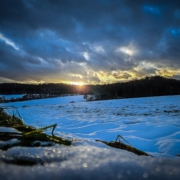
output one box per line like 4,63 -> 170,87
69,82 -> 84,86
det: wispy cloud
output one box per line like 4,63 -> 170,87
0,33 -> 19,51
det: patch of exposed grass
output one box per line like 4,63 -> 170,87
96,135 -> 152,157
0,106 -> 71,150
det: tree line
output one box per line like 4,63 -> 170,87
88,76 -> 180,100
0,76 -> 180,100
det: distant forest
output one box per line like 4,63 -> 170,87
0,76 -> 180,100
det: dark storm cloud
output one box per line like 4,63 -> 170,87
0,0 -> 180,83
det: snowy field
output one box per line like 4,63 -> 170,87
1,95 -> 180,179
2,95 -> 180,156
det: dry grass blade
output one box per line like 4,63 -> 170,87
96,135 -> 152,157
23,124 -> 71,146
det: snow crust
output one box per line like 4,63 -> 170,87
0,143 -> 180,180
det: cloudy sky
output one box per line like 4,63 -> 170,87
0,0 -> 180,84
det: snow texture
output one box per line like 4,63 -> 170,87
0,95 -> 180,179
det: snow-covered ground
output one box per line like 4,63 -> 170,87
0,95 -> 180,179
0,94 -> 23,100
2,95 -> 180,156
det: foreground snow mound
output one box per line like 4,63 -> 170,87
0,142 -> 180,180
